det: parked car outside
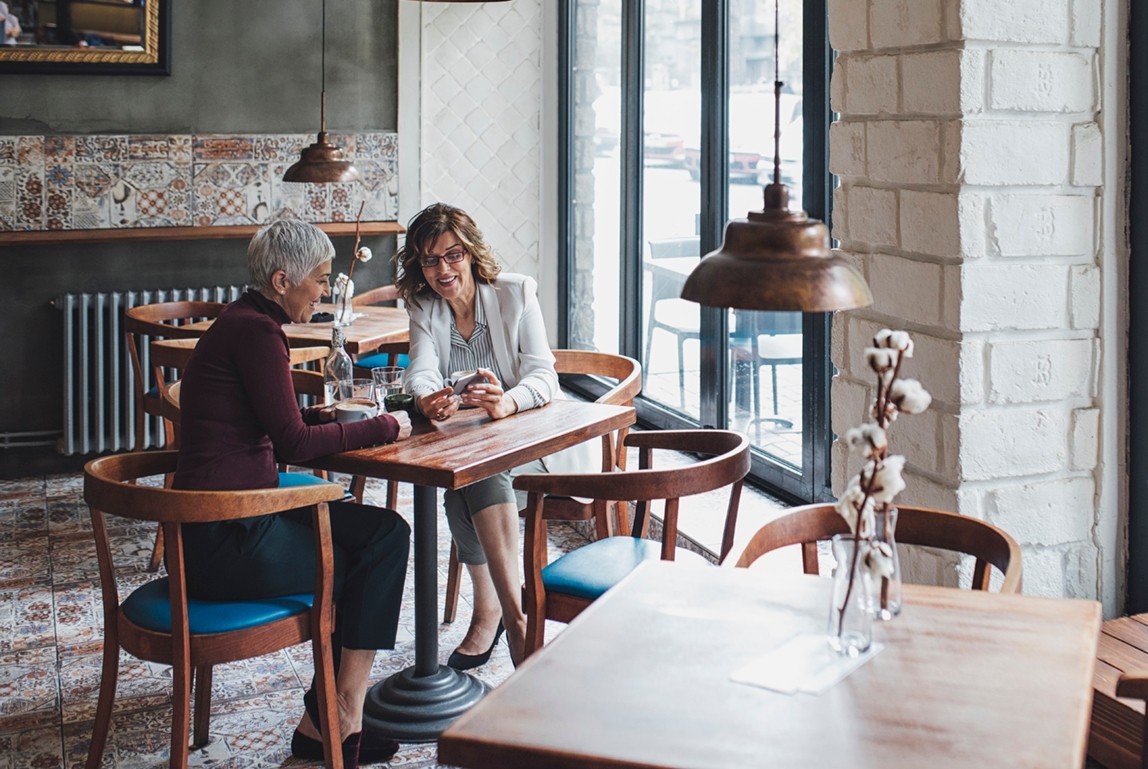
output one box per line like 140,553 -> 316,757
682,91 -> 802,184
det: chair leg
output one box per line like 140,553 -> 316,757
642,317 -> 656,392
85,630 -> 121,769
676,333 -> 687,409
770,363 -> 780,416
444,541 -> 462,623
349,475 -> 367,504
147,525 -> 165,572
170,660 -> 192,769
192,664 -> 213,748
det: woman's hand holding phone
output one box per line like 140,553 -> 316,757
458,368 -> 518,420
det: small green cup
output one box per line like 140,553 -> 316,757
384,392 -> 415,415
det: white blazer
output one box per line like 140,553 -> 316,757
404,273 -> 598,475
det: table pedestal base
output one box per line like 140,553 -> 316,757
362,664 -> 489,743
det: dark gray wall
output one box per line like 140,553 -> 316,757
0,0 -> 399,477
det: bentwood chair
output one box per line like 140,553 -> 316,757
83,450 -> 347,769
441,350 -> 642,623
351,284 -> 409,375
143,342 -> 331,572
125,302 -> 226,453
643,238 -> 700,408
724,503 -> 1023,594
518,429 -> 750,658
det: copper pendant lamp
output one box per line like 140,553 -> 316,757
283,0 -> 361,184
681,0 -> 870,312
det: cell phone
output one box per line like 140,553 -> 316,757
452,372 -> 488,395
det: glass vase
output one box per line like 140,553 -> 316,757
872,505 -> 902,621
334,278 -> 356,327
827,533 -> 873,657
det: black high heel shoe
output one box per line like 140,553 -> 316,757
447,621 -> 505,671
293,687 -> 400,764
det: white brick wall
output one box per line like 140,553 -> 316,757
831,0 -> 1114,608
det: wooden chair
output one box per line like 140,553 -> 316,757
644,238 -> 700,408
441,350 -> 643,623
83,450 -> 347,769
724,502 -> 1023,594
125,301 -> 226,453
351,284 -> 409,375
518,428 -> 750,658
144,342 -> 330,572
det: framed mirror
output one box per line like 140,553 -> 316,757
0,0 -> 170,75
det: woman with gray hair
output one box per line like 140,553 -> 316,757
174,219 -> 412,768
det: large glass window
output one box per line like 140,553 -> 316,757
562,0 -> 830,501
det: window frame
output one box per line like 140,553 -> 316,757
557,0 -> 834,504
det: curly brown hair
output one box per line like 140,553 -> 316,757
392,203 -> 502,306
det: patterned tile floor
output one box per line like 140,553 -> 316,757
0,457 -> 794,769
0,471 -> 588,769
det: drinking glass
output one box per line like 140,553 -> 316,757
339,378 -> 375,402
372,366 -> 405,402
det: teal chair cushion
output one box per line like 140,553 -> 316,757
541,537 -> 710,601
356,352 -> 410,370
277,471 -> 335,488
122,473 -> 341,634
122,578 -> 313,634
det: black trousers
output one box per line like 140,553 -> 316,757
183,501 -> 410,652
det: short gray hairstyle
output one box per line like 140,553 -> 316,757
247,219 -> 335,291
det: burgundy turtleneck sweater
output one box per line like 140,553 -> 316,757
173,289 -> 399,492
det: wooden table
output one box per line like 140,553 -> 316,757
439,560 -> 1102,769
185,305 -> 408,356
307,398 -> 636,742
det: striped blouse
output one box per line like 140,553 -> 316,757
448,298 -> 545,412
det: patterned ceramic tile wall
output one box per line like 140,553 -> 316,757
0,132 -> 399,232
419,1 -> 542,275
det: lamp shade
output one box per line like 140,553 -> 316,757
281,0 -> 360,185
282,130 -> 361,184
681,184 -> 872,312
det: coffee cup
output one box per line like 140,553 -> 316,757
335,397 -> 379,423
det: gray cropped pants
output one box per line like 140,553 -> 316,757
444,458 -> 546,565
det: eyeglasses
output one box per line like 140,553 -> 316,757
417,248 -> 467,269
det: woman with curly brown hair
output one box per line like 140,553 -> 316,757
394,203 -> 595,667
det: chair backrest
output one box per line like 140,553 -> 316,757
517,429 -> 751,561
553,349 -> 641,472
125,302 -> 226,408
85,449 -> 345,527
725,502 -> 1023,593
352,284 -> 399,306
648,237 -> 700,260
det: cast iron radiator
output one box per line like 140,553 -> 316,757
53,285 -> 246,456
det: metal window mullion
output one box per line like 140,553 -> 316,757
620,0 -> 644,359
697,0 -> 731,431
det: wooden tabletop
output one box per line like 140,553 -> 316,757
184,305 -> 408,356
438,560 -> 1102,769
280,306 -> 408,355
308,398 -> 635,490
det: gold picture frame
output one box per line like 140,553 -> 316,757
0,0 -> 170,75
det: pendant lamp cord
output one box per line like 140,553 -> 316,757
771,0 -> 782,187
319,0 -> 328,133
